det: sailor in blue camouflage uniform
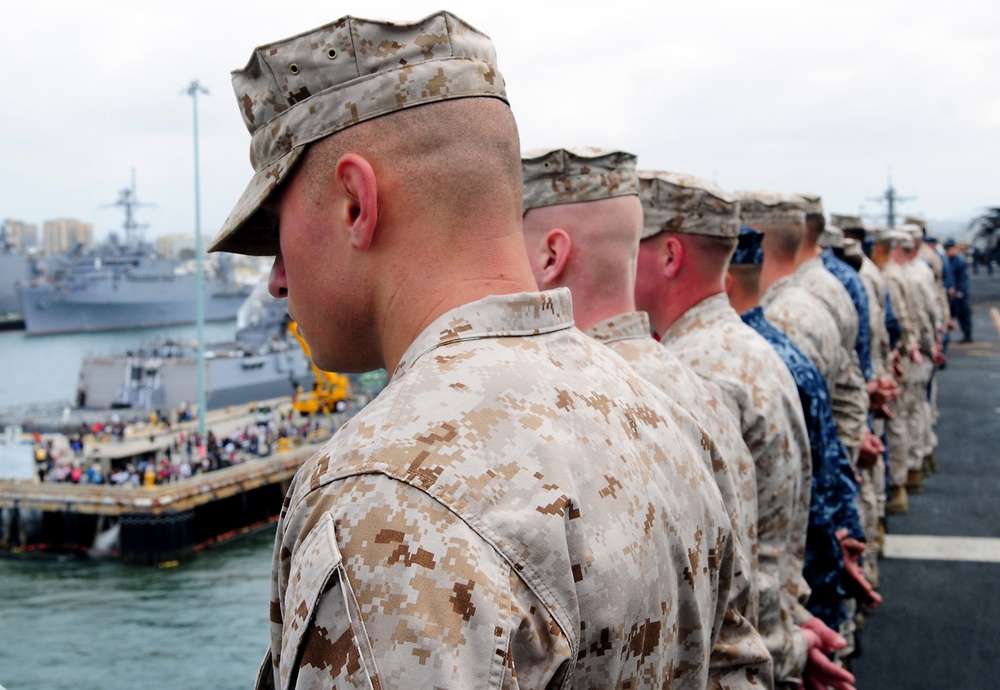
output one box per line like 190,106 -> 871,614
726,227 -> 865,630
819,227 -> 874,386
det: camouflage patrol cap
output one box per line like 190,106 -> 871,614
895,230 -> 915,250
868,225 -> 897,245
730,226 -> 764,265
843,237 -> 863,259
637,170 -> 740,240
521,147 -> 638,212
798,192 -> 824,216
209,11 -> 508,255
819,224 -> 845,249
831,213 -> 865,232
735,190 -> 808,228
902,215 -> 927,230
898,222 -> 924,241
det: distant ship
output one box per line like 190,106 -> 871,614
0,242 -> 30,329
76,283 -> 311,411
16,176 -> 252,335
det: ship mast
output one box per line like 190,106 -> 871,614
868,168 -> 915,228
103,170 -> 155,247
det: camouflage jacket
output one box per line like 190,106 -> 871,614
761,276 -> 844,389
881,261 -> 920,355
257,289 -> 768,690
899,260 -> 938,355
661,293 -> 810,684
821,250 -> 873,383
585,312 -> 760,613
857,257 -> 891,380
795,258 -> 869,450
742,307 -> 864,630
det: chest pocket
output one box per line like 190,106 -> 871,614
279,512 -> 380,689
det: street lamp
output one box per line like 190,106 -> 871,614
184,80 -> 209,436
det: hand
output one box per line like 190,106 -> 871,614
932,344 -> 947,367
892,351 -> 906,379
857,430 -> 884,469
909,347 -> 923,365
801,619 -> 855,690
837,529 -> 884,610
868,376 -> 900,410
873,404 -> 895,421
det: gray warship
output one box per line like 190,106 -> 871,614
77,283 -> 311,411
0,236 -> 30,329
17,179 -> 251,335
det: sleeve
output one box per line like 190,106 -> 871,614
884,293 -> 902,347
266,475 -> 572,690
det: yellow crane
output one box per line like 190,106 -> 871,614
288,321 -> 351,415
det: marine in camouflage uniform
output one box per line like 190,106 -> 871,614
795,227 -> 870,467
731,227 -> 870,626
520,147 -> 771,687
899,224 -> 941,490
871,229 -> 922,510
635,172 -> 814,687
209,12 -> 756,689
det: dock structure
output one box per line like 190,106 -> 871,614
0,445 -> 320,565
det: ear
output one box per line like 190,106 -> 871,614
539,228 -> 572,288
335,153 -> 378,250
662,235 -> 684,279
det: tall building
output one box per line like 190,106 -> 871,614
1,219 -> 39,252
43,218 -> 94,255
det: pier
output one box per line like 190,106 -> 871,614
0,446 -> 319,565
0,395 -> 348,565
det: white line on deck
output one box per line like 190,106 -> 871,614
883,535 -> 1000,563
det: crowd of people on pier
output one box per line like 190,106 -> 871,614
32,404 -> 341,487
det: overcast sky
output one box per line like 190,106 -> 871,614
4,0 -> 999,242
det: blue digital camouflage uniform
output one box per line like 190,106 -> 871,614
742,306 -> 864,629
822,249 -> 873,382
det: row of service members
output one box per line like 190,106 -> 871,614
201,10 -> 948,690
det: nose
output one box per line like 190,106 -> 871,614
268,251 -> 288,298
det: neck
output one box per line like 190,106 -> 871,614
760,255 -> 796,294
377,229 -> 539,374
572,288 -> 636,333
651,282 -> 723,336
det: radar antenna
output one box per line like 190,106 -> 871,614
101,169 -> 156,246
867,167 -> 915,228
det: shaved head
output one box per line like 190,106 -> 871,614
302,97 -> 523,240
756,222 -> 803,260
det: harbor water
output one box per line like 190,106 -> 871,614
0,527 -> 274,689
1,322 -> 274,689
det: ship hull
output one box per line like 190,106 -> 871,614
80,347 -> 310,411
19,284 -> 250,335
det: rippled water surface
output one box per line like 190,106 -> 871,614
0,526 -> 274,690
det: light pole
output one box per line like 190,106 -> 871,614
184,80 -> 209,436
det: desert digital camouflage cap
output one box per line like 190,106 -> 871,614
898,222 -> 924,241
735,190 -> 808,228
830,213 -> 865,231
209,11 -> 508,255
818,224 -> 845,249
902,215 -> 927,230
798,192 -> 824,216
637,171 -> 740,240
843,237 -> 863,259
521,147 -> 638,212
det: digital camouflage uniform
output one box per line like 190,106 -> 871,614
821,250 -> 873,383
761,276 -> 844,390
585,311 -> 760,613
521,148 -> 772,688
901,257 -> 939,472
258,290 -> 770,689
856,255 -> 891,556
742,307 -> 863,630
881,260 -> 919,489
795,258 -> 869,458
662,293 -> 810,684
